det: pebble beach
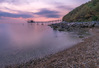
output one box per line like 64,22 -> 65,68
6,28 -> 99,68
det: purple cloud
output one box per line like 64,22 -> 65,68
57,5 -> 73,11
34,9 -> 61,18
0,11 -> 33,18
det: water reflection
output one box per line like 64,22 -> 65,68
0,23 -> 82,68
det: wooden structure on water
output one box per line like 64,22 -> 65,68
27,20 -> 62,24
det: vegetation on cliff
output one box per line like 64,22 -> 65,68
63,0 -> 99,22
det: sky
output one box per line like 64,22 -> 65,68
0,0 -> 90,23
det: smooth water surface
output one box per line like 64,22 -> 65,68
0,23 -> 82,68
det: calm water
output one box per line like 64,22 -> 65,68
0,23 -> 82,68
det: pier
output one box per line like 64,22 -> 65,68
27,20 -> 62,24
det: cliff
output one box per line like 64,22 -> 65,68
63,0 -> 99,22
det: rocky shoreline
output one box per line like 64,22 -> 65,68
49,21 -> 99,31
6,27 -> 99,68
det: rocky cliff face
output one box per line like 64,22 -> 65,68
63,0 -> 99,22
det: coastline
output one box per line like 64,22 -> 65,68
6,28 -> 99,68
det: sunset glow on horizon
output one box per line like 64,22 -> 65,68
0,0 -> 90,23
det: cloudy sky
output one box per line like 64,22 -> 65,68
0,0 -> 90,23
